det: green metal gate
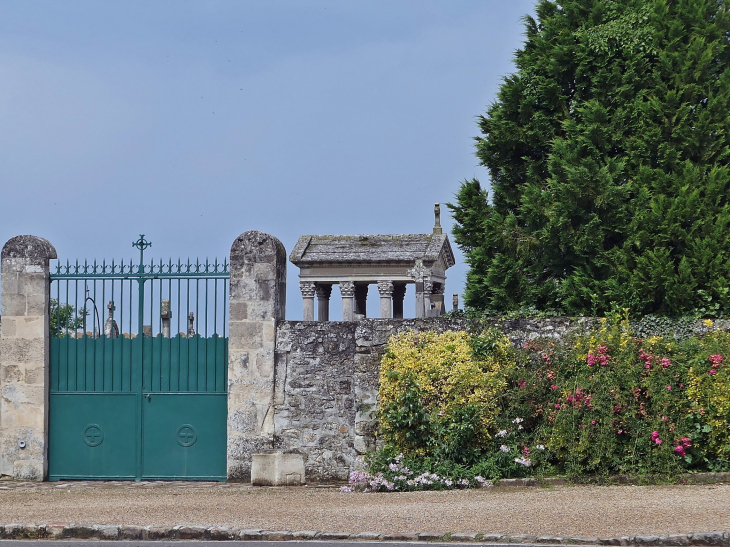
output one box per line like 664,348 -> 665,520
48,236 -> 229,481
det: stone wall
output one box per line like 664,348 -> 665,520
271,316 -> 602,482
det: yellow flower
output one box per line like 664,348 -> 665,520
379,329 -> 513,454
705,319 -> 714,328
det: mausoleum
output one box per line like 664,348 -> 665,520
289,204 -> 455,321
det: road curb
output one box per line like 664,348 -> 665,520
0,524 -> 729,545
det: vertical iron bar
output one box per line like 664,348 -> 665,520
224,277 -> 228,388
168,276 -> 172,391
195,278 -> 200,391
51,280 -> 58,389
101,271 -> 106,391
111,277 -> 115,390
136,255 -> 145,482
150,274 -> 154,391
65,277 -> 69,387
83,268 -> 88,391
214,278 -> 218,391
120,277 -> 125,391
73,278 -> 78,390
159,277 -> 162,391
186,276 -> 190,390
205,278 -> 209,391
129,277 -> 133,390
177,277 -> 181,392
92,277 -> 97,391
73,280 -> 79,391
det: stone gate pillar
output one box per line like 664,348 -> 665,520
0,235 -> 57,481
228,231 -> 287,481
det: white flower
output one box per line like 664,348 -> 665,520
512,417 -> 524,424
514,456 -> 532,467
500,445 -> 510,453
497,430 -> 508,437
474,476 -> 492,488
536,444 -> 545,450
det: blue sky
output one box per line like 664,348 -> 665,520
0,0 -> 536,319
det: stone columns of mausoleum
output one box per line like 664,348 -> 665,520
377,281 -> 394,319
315,283 -> 332,322
339,281 -> 355,321
300,281 -> 316,321
392,283 -> 407,319
300,281 -> 335,321
354,284 -> 368,318
301,279 -> 436,320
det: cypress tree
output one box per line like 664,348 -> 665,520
449,0 -> 730,315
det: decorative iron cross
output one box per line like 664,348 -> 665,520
132,235 -> 152,273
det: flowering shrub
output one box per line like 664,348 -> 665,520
341,453 -> 494,492
378,330 -> 512,463
361,314 -> 730,491
686,329 -> 730,464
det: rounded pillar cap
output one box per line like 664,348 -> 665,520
2,235 -> 57,260
230,230 -> 286,263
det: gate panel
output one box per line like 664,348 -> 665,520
142,393 -> 227,480
48,392 -> 137,480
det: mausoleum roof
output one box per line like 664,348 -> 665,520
289,233 -> 455,269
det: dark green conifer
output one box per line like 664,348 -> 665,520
449,0 -> 730,315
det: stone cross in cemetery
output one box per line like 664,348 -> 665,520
103,300 -> 119,338
289,204 -> 455,320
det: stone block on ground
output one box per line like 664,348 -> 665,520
251,450 -> 305,486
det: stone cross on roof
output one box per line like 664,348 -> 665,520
407,259 -> 430,283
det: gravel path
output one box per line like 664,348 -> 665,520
0,482 -> 728,537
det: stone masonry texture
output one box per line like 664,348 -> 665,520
0,235 -> 57,481
227,231 -> 287,482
